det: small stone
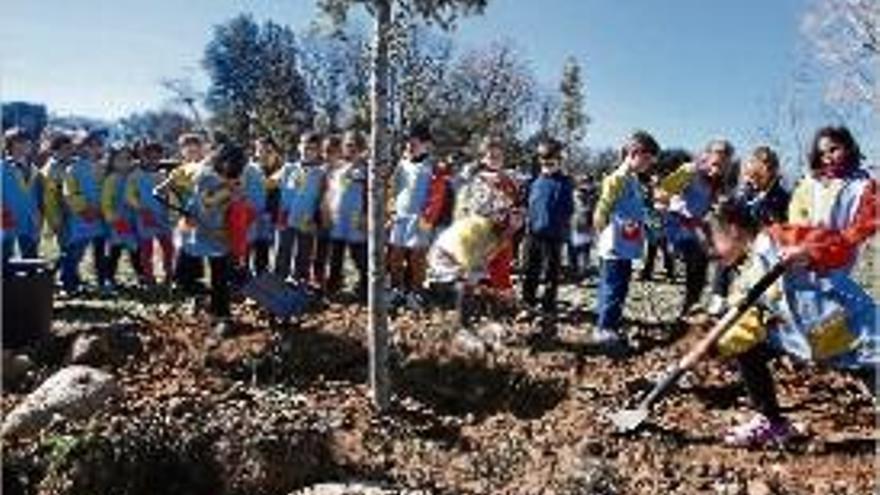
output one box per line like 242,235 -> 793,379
69,332 -> 112,365
747,479 -> 772,495
2,351 -> 34,388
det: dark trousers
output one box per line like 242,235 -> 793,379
313,234 -> 330,288
596,258 -> 632,331
175,250 -> 205,293
274,228 -> 295,279
675,238 -> 709,314
566,241 -> 591,279
249,239 -> 271,275
522,235 -> 564,312
737,344 -> 782,420
60,237 -> 108,291
327,239 -> 367,299
176,251 -> 231,317
1,236 -> 39,263
738,344 -> 877,421
293,230 -> 317,283
456,281 -> 476,328
106,244 -> 143,283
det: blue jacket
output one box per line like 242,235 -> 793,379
527,170 -> 574,240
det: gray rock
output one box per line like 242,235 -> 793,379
69,332 -> 112,365
292,483 -> 430,495
67,322 -> 142,366
2,351 -> 34,389
1,365 -> 120,438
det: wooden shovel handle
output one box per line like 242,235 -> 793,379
679,260 -> 787,370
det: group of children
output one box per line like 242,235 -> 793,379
2,122 -> 877,448
0,128 -> 371,335
590,125 -> 877,446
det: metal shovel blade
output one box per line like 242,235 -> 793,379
608,407 -> 649,433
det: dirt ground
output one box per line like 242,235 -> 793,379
2,260 -> 877,494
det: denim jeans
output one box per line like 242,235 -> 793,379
596,258 -> 633,331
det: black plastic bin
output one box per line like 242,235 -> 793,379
3,258 -> 54,349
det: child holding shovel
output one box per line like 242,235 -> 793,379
711,125 -> 878,447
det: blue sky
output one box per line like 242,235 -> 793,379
2,0 -> 859,158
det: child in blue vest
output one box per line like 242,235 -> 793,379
313,135 -> 343,293
41,133 -> 74,267
168,133 -> 208,293
279,132 -> 326,286
657,139 -> 736,319
387,124 -> 441,310
522,137 -> 574,321
592,131 -> 660,353
325,130 -> 369,300
127,141 -> 174,285
1,128 -> 42,262
101,144 -> 142,290
243,136 -> 277,276
268,136 -> 305,279
182,141 -> 247,336
59,130 -> 108,295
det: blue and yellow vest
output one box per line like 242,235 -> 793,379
1,158 -> 43,243
281,161 -> 325,233
327,160 -> 367,244
595,166 -> 647,260
63,157 -> 104,245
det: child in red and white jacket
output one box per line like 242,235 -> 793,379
713,125 -> 878,448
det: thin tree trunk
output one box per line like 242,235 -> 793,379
368,0 -> 392,412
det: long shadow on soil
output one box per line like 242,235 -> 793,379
527,318 -> 684,360
53,301 -> 137,325
215,328 -> 368,387
685,382 -> 746,410
631,423 -> 717,447
396,357 -> 567,420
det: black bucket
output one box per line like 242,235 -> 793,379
3,258 -> 54,349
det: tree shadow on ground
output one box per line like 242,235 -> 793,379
684,382 -> 746,410
53,301 -> 136,325
396,357 -> 567,420
625,422 -> 717,447
213,327 -> 367,388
